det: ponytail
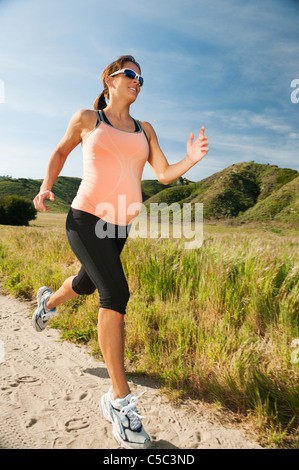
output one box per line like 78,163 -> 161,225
93,91 -> 107,110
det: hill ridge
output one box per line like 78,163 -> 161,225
0,162 -> 298,222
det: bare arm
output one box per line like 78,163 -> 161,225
142,122 -> 209,185
33,109 -> 94,211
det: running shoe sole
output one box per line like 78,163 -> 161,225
32,286 -> 53,332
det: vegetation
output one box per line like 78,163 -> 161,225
0,176 -> 81,213
144,162 -> 298,222
1,162 -> 298,222
0,213 -> 298,448
239,176 -> 299,223
0,162 -> 298,446
0,195 -> 37,226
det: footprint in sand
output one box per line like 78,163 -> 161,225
25,417 -> 38,428
65,417 -> 90,432
62,390 -> 89,402
1,375 -> 40,390
17,376 -> 40,384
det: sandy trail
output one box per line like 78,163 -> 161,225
0,293 -> 262,449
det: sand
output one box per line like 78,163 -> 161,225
0,292 -> 262,450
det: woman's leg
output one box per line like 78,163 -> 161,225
98,307 -> 130,400
66,209 -> 131,399
46,275 -> 79,310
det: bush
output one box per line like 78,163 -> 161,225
0,195 -> 37,226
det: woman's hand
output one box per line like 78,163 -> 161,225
33,190 -> 55,212
186,126 -> 209,164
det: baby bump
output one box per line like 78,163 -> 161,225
95,182 -> 143,225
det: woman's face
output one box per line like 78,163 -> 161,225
108,61 -> 142,102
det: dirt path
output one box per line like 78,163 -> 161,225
0,293 -> 262,449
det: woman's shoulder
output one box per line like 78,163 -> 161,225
139,121 -> 158,142
73,108 -> 97,122
68,109 -> 98,130
139,120 -> 153,130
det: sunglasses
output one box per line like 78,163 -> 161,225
109,68 -> 144,87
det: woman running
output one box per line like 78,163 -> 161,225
32,55 -> 209,449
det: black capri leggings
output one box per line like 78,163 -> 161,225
66,207 -> 131,315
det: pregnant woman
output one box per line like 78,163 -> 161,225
32,54 -> 209,449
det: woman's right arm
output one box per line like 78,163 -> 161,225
33,109 -> 93,211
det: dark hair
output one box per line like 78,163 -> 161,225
93,55 -> 141,110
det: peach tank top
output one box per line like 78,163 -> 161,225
71,110 -> 149,226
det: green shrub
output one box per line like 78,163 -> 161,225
0,195 -> 37,226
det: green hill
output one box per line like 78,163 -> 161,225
0,163 -> 297,223
141,177 -> 192,201
238,175 -> 299,223
0,175 -> 192,213
0,176 -> 81,212
143,162 -> 298,223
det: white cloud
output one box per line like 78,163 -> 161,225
198,108 -> 294,134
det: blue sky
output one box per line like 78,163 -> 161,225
0,0 -> 298,183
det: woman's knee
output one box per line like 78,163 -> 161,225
100,284 -> 130,315
113,284 -> 130,314
72,275 -> 96,296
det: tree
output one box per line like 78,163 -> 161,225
0,195 -> 37,226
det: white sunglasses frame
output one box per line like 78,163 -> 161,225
109,68 -> 144,86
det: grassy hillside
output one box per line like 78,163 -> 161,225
0,175 -> 193,212
239,175 -> 299,223
141,176 -> 192,201
144,162 -> 298,223
1,163 -> 298,222
0,176 -> 81,212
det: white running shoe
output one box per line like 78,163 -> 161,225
100,387 -> 151,449
32,286 -> 57,332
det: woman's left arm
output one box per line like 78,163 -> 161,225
142,122 -> 209,185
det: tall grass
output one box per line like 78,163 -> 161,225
0,216 -> 298,448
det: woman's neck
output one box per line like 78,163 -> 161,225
103,101 -> 136,131
104,100 -> 131,121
